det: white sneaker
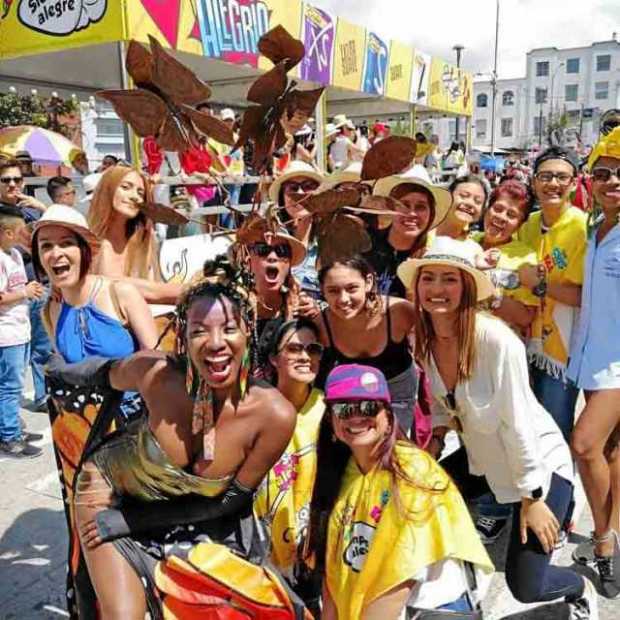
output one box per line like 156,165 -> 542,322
567,578 -> 598,620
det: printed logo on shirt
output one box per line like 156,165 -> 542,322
542,247 -> 569,273
343,521 -> 376,572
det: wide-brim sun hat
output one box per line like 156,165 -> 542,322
323,162 -> 366,189
33,203 -> 101,252
373,164 -> 452,230
268,160 -> 324,203
325,123 -> 339,138
397,236 -> 495,301
332,114 -> 349,129
235,225 -> 307,268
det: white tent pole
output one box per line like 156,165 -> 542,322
117,40 -> 134,164
315,89 -> 327,172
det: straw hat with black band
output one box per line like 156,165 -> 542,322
33,203 -> 100,252
397,236 -> 495,301
268,160 -> 324,204
233,225 -> 307,268
373,165 -> 453,230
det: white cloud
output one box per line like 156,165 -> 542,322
311,0 -> 619,78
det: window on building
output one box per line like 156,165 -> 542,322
533,116 -> 546,136
536,61 -> 549,77
565,84 -> 578,102
596,54 -> 611,71
501,118 -> 513,137
566,110 -> 580,125
96,118 -> 124,136
476,93 -> 488,108
595,81 -> 609,100
476,119 -> 487,139
535,87 -> 548,104
566,58 -> 580,74
502,90 -> 514,106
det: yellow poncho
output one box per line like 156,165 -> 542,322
254,388 -> 325,573
326,443 -> 493,619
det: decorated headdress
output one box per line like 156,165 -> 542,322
587,125 -> 620,170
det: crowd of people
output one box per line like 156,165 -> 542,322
1,107 -> 619,620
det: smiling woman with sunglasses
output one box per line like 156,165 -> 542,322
306,364 -> 492,620
254,318 -> 326,614
567,127 -> 620,596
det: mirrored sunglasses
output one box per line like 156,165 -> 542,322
330,400 -> 384,419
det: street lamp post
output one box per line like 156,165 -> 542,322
548,61 -> 565,144
490,0 -> 500,157
453,44 -> 465,142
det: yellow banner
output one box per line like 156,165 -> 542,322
385,40 -> 413,102
0,0 -> 124,59
429,57 -> 473,116
332,18 -> 366,92
258,0 -> 303,75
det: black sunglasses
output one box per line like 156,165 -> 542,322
250,242 -> 292,259
283,181 -> 319,193
280,342 -> 324,358
0,176 -> 23,184
330,400 -> 384,419
591,167 -> 620,183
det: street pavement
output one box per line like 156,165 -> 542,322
1,390 -> 618,619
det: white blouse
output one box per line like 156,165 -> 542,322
426,314 -> 573,504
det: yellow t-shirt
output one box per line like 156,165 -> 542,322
254,388 -> 325,573
472,233 -> 539,307
326,443 -> 493,620
517,207 -> 587,374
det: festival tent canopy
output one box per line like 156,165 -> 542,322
0,0 -> 473,125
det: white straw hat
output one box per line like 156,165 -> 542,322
34,203 -> 100,251
322,162 -> 366,189
397,236 -> 495,301
373,165 -> 452,230
268,160 -> 324,203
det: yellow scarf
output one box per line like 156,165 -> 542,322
254,388 -> 325,573
326,443 -> 493,619
518,207 -> 587,376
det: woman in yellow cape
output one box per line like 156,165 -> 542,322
254,318 -> 326,614
305,364 -> 493,619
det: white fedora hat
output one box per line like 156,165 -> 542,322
33,203 -> 100,251
323,162 -> 366,189
373,165 -> 452,230
397,236 -> 495,301
268,160 -> 324,203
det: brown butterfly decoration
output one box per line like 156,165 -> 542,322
298,136 -> 418,264
235,26 -> 324,173
97,36 -> 234,152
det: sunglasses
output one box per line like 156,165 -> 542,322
0,176 -> 23,184
591,167 -> 620,183
534,172 -> 574,185
250,242 -> 292,259
281,342 -> 324,358
283,181 -> 319,194
330,400 -> 384,419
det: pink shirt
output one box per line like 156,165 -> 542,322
0,248 -> 30,346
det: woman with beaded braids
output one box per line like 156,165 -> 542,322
46,256 -> 303,619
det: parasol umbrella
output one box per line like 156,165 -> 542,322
0,125 -> 84,165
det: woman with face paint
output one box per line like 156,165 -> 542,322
307,364 -> 492,620
46,258 -> 302,619
88,166 -> 182,305
399,236 -> 598,619
568,128 -> 620,597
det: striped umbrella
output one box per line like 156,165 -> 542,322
0,125 -> 84,165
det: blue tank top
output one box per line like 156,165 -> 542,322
55,278 -> 137,363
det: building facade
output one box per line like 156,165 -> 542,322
473,39 -> 620,151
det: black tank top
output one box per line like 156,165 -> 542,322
322,302 -> 412,380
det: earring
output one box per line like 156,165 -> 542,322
331,433 -> 337,443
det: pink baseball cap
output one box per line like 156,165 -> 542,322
325,364 -> 391,404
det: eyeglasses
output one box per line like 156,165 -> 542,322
534,171 -> 574,185
591,167 -> 620,183
330,400 -> 384,419
250,242 -> 292,259
281,342 -> 324,358
0,176 -> 23,184
283,181 -> 319,194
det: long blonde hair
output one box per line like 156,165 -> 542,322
88,166 -> 158,279
413,268 -> 478,384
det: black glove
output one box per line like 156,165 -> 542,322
94,479 -> 254,542
45,353 -> 118,390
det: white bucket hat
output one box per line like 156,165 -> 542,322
34,203 -> 100,251
268,160 -> 324,203
373,165 -> 452,230
397,236 -> 495,301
